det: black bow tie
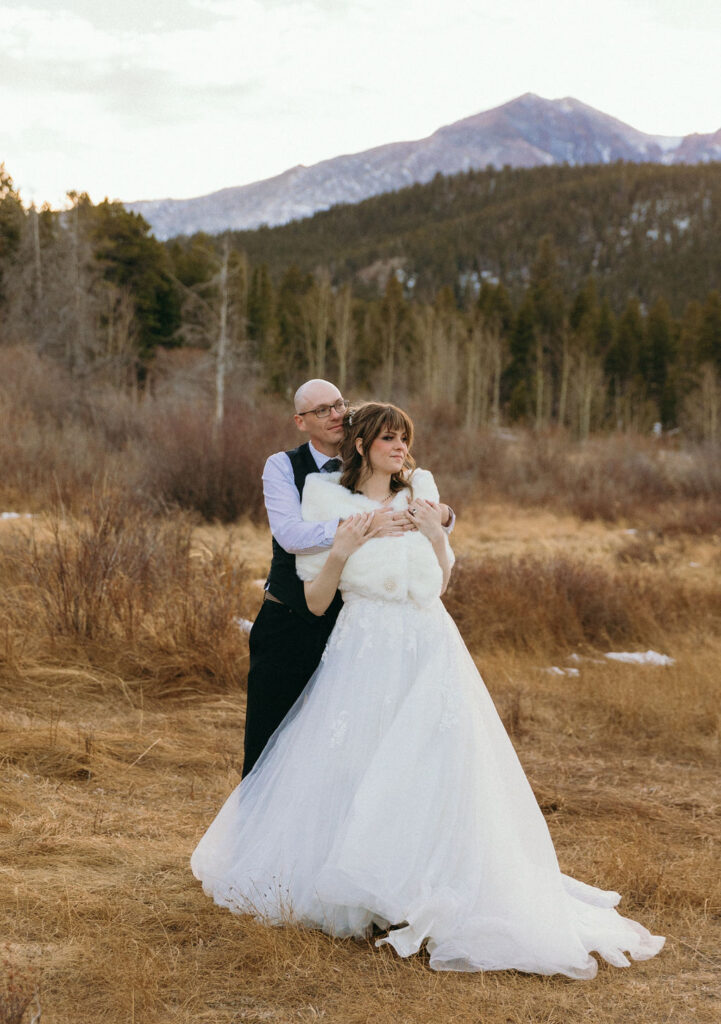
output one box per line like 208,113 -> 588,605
321,458 -> 341,473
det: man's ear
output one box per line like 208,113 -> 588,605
294,413 -> 307,433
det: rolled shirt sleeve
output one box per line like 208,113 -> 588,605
262,452 -> 339,554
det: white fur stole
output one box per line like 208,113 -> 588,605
296,468 -> 453,607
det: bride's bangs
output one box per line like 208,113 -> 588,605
381,407 -> 414,448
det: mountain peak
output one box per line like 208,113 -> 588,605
126,95 -> 721,239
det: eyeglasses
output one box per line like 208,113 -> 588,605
297,398 -> 349,419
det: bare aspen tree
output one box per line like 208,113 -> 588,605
557,322 -> 571,428
464,316 -> 482,430
379,274 -> 403,401
700,363 -> 720,442
102,284 -> 137,386
214,240 -> 230,435
466,307 -> 506,429
413,304 -> 436,403
70,196 -> 85,372
467,322 -> 492,429
172,241 -> 247,424
489,318 -> 505,427
301,268 -> 331,378
534,331 -> 546,430
438,301 -> 462,407
31,203 -> 43,303
574,350 -> 596,439
332,283 -> 353,392
234,248 -> 249,351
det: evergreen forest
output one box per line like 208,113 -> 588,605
2,160 -> 721,437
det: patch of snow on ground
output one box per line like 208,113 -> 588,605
234,617 -> 255,634
1,512 -> 33,520
567,653 -> 604,665
605,650 -> 675,666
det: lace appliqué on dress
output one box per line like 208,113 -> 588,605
438,679 -> 461,733
329,711 -> 350,749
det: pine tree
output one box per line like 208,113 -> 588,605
378,274 -> 406,400
644,298 -> 677,425
504,294 -> 535,420
529,236 -> 565,427
699,290 -> 721,371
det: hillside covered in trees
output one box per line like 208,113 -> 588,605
222,161 -> 721,313
1,160 -> 720,438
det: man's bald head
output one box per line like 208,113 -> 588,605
292,379 -> 345,457
294,379 -> 341,414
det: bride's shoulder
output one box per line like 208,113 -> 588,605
407,467 -> 439,501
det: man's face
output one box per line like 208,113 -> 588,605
293,383 -> 345,455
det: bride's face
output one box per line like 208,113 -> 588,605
364,427 -> 409,475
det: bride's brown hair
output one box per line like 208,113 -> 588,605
339,403 -> 416,495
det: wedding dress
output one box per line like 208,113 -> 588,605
191,470 -> 664,978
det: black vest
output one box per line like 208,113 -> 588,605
265,443 -> 343,626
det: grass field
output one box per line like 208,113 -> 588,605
1,493 -> 719,1024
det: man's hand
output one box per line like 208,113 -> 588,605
331,512 -> 376,558
369,507 -> 416,537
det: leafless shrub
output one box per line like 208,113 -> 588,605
444,553 -> 721,656
646,500 -> 721,537
415,418 -> 721,530
138,399 -> 292,523
1,494 -> 254,694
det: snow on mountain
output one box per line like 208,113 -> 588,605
125,94 -> 721,240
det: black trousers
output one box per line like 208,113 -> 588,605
242,599 -> 337,777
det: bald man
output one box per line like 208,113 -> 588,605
242,379 -> 452,777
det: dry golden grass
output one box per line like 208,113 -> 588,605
1,497 -> 720,1023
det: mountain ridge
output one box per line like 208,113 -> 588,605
125,93 -> 721,240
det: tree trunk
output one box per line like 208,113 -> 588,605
464,323 -> 480,430
534,332 -> 545,430
332,285 -> 353,392
31,204 -> 43,303
491,325 -> 503,427
214,242 -> 230,436
701,363 -> 719,442
558,328 -> 570,428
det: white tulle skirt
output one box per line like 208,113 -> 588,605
191,595 -> 664,978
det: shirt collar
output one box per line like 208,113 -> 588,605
308,440 -> 339,470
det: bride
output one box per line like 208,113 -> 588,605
191,402 -> 664,978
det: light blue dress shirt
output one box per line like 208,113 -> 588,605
262,441 -> 340,555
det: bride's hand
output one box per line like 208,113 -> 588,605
407,499 -> 444,540
332,512 -> 376,559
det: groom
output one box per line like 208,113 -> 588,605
242,378 -> 452,777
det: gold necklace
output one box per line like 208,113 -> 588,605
358,489 -> 393,503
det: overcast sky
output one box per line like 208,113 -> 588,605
3,0 -> 721,208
